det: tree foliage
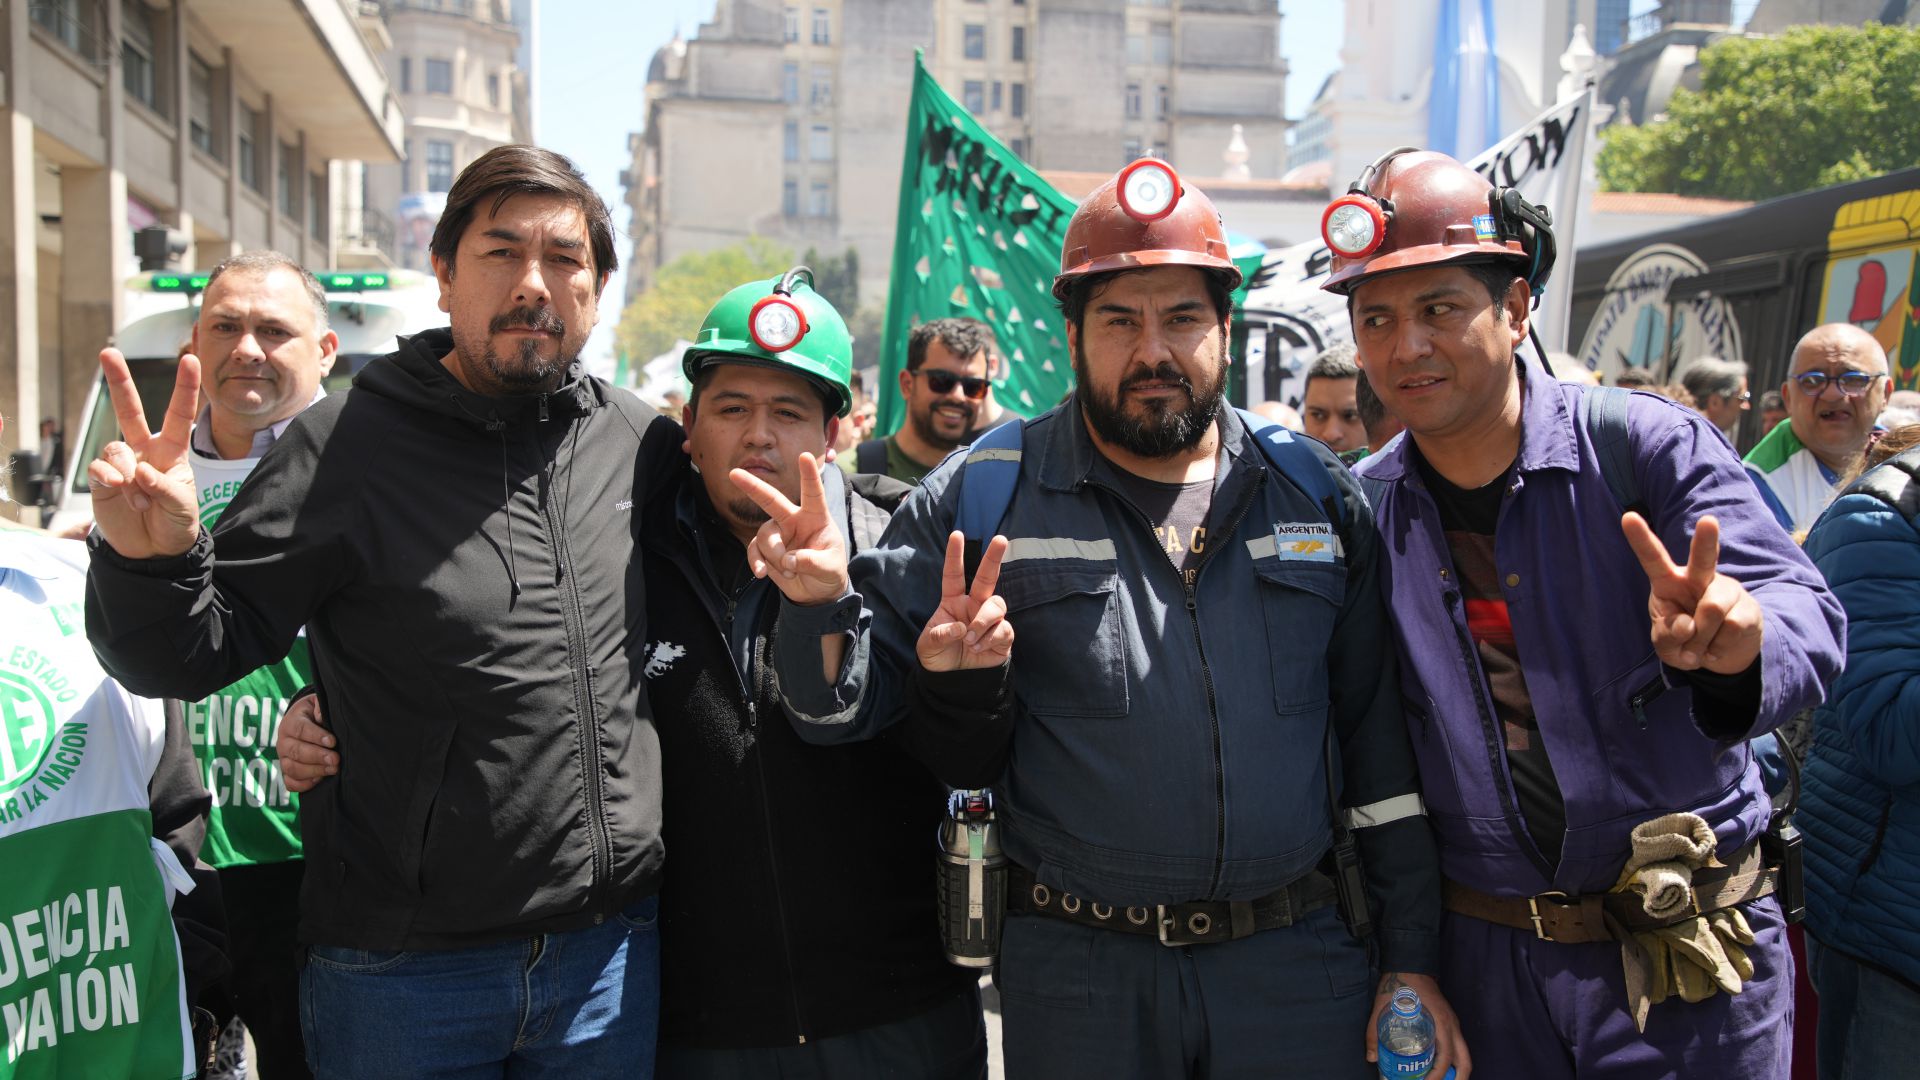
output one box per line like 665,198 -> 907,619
615,236 -> 794,365
1597,23 -> 1920,201
802,246 -> 861,314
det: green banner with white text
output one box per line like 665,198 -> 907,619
876,53 -> 1080,436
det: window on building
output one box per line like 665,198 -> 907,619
1156,84 -> 1170,119
1125,83 -> 1141,119
426,140 -> 455,193
1126,35 -> 1144,64
237,103 -> 262,192
1123,138 -> 1143,164
278,142 -> 298,218
488,73 -> 501,109
810,65 -> 832,108
991,81 -> 1002,112
810,124 -> 832,162
783,179 -> 799,218
963,24 -> 985,60
1011,26 -> 1026,62
783,62 -> 799,104
400,57 -> 412,94
1151,24 -> 1172,64
784,5 -> 799,43
309,172 -> 327,239
963,80 -> 984,114
426,58 -> 453,95
1011,136 -> 1028,160
1011,82 -> 1026,119
123,5 -> 161,114
783,120 -> 799,163
33,0 -> 99,60
189,53 -> 219,159
811,7 -> 830,45
810,181 -> 831,218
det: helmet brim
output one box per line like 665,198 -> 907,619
1052,250 -> 1244,302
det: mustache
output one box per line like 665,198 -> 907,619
490,306 -> 566,335
1121,362 -> 1194,393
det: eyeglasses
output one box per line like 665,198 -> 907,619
911,369 -> 991,400
1792,370 -> 1883,398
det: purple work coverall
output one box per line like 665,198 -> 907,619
1355,361 -> 1845,1078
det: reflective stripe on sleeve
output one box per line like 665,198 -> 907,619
964,447 -> 1023,465
1343,793 -> 1427,829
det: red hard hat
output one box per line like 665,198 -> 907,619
1052,158 -> 1241,302
1320,151 -> 1530,296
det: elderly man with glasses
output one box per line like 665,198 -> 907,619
1744,323 -> 1894,534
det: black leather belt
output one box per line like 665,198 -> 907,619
1007,864 -> 1339,946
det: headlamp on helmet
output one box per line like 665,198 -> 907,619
748,267 -> 813,353
1116,158 -> 1183,222
1321,195 -> 1389,259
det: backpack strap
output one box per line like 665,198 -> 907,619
1579,385 -> 1645,517
1236,407 -> 1347,530
854,438 -> 889,477
953,417 -> 1026,543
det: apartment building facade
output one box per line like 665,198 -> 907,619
0,0 -> 403,507
622,0 -> 1287,305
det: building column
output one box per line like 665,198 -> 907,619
55,0 -> 128,458
0,0 -> 38,514
167,0 -> 197,268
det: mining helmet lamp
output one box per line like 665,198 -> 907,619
747,267 -> 813,353
1321,194 -> 1389,260
1116,157 -> 1183,222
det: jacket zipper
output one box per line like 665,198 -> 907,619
1441,580 -> 1555,881
1093,466 -> 1259,899
540,423 -> 614,916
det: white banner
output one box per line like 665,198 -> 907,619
1238,89 -> 1596,407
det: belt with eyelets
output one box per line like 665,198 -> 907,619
1006,864 -> 1339,946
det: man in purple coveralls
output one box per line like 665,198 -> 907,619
1334,151 -> 1845,1076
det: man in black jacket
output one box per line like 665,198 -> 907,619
83,146 -> 683,1078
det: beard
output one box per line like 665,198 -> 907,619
457,305 -> 574,392
1074,338 -> 1226,459
727,496 -> 770,529
908,397 -> 978,451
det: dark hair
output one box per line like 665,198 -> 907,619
430,145 -> 617,293
688,361 -> 836,428
907,317 -> 997,372
1057,267 -> 1234,330
1759,389 -> 1785,411
1614,367 -> 1660,390
205,250 -> 329,331
1304,342 -> 1359,395
1679,357 -> 1748,403
1355,366 -> 1387,432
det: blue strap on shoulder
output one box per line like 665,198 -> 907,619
1235,407 -> 1347,528
1579,385 -> 1641,514
953,417 -> 1027,542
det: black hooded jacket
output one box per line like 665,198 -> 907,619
88,329 -> 684,950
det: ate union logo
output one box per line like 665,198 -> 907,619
0,670 -> 57,795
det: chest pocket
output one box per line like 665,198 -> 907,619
1252,555 -> 1346,711
1000,562 -> 1129,718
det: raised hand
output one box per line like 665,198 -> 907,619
86,348 -> 202,558
728,452 -> 850,606
917,531 -> 1013,672
277,694 -> 336,794
1621,512 -> 1764,675
1367,972 -> 1472,1079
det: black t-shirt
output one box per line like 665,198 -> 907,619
1104,467 -> 1215,588
1415,454 -> 1568,867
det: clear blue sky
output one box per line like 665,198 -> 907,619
538,1 -> 1347,370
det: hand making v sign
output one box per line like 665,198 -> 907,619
1620,512 -> 1765,674
86,348 -> 203,559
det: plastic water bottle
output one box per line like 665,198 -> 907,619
1377,986 -> 1456,1079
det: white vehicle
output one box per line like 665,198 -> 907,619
47,268 -> 444,534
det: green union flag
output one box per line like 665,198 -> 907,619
876,53 -> 1079,436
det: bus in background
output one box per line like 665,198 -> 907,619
46,268 -> 444,534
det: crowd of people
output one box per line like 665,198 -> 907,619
0,140 -> 1910,1080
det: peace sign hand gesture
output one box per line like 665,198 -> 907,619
86,348 -> 202,559
917,531 -> 1014,672
1620,512 -> 1764,675
728,452 -> 851,606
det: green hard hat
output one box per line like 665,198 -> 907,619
682,267 -> 853,417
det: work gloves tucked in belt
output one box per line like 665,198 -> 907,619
1611,812 -> 1754,1032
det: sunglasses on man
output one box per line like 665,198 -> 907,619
911,369 -> 992,400
1792,370 -> 1883,398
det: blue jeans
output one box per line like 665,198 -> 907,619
300,896 -> 661,1079
1807,934 -> 1920,1080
